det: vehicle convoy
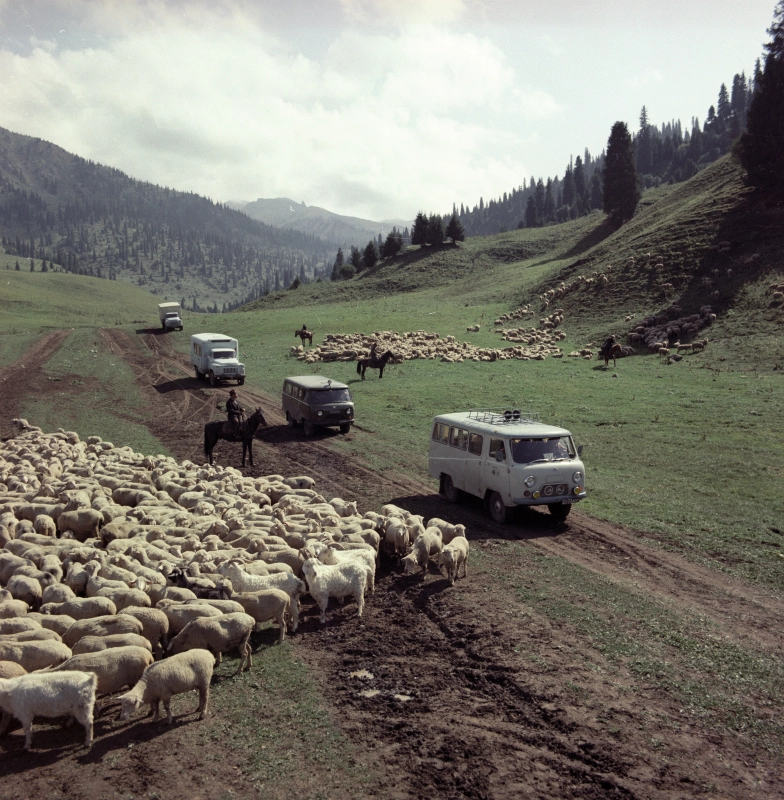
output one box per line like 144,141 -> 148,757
428,408 -> 586,522
282,375 -> 354,436
158,302 -> 183,331
190,333 -> 246,386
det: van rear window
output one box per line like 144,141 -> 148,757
449,427 -> 468,450
468,433 -> 483,456
432,422 -> 449,444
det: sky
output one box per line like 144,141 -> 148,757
0,0 -> 776,223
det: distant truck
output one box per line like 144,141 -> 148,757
158,302 -> 183,331
190,333 -> 246,386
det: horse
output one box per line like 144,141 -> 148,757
204,407 -> 267,467
295,329 -> 313,346
603,343 -> 623,368
357,350 -> 395,380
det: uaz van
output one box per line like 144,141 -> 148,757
428,408 -> 586,522
282,375 -> 354,436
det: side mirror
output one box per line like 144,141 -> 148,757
577,445 -> 584,457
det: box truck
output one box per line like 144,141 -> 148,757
190,333 -> 245,386
158,302 -> 183,331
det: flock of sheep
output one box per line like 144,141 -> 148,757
291,328 -> 567,365
0,420 -> 469,751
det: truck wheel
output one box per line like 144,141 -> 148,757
442,474 -> 460,503
194,366 -> 201,379
303,421 -> 316,437
548,503 -> 571,521
339,423 -> 351,434
237,377 -> 245,386
209,371 -> 217,387
488,492 -> 509,524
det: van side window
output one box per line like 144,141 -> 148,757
283,382 -> 290,394
468,433 -> 483,456
489,438 -> 506,460
449,427 -> 467,450
432,422 -> 449,444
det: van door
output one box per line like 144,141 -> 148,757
482,437 -> 510,501
464,432 -> 483,497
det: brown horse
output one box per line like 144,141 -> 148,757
357,350 -> 395,380
603,343 -> 623,368
295,329 -> 313,346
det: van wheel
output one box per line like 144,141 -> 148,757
237,377 -> 245,386
303,422 -> 316,437
339,423 -> 351,434
286,412 -> 298,427
548,503 -> 571,521
209,371 -> 216,387
488,492 -> 509,524
442,474 -> 459,503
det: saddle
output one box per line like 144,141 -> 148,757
222,416 -> 246,438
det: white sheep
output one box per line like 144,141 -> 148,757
50,645 -> 154,696
0,640 -> 73,671
120,606 -> 170,656
40,596 -> 118,621
301,557 -> 366,624
72,633 -> 153,655
312,543 -> 375,594
0,671 -> 97,749
439,536 -> 469,585
62,614 -> 144,648
118,648 -> 213,725
167,612 -> 255,675
228,589 -> 289,643
425,518 -> 467,544
402,528 -> 443,579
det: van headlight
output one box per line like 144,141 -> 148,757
572,471 -> 583,484
524,475 -> 536,488
317,411 -> 323,417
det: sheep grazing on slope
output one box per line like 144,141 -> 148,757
167,613 -> 255,675
0,671 -> 98,750
439,536 -> 470,586
49,646 -> 154,697
301,558 -> 367,624
118,648 -> 214,725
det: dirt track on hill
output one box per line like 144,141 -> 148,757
1,329 -> 782,799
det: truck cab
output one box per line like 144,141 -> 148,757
158,302 -> 183,331
428,408 -> 586,523
190,333 -> 245,386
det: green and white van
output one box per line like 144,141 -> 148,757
428,409 -> 586,523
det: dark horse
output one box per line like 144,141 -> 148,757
204,407 -> 267,467
295,328 -> 313,346
603,343 -> 623,368
357,350 -> 395,380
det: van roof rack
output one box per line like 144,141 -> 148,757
467,408 -> 541,425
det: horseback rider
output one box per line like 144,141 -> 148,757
601,335 -> 617,358
226,389 -> 244,434
369,341 -> 378,360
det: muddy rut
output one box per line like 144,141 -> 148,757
0,329 -> 782,799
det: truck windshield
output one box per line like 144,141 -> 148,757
309,388 -> 350,404
212,350 -> 236,359
510,437 -> 575,463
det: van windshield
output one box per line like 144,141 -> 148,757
212,350 -> 236,359
308,388 -> 350,404
510,437 -> 574,463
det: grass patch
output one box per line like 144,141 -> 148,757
205,642 -> 372,799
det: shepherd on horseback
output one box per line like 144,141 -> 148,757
600,335 -> 616,361
226,389 -> 245,434
295,324 -> 313,346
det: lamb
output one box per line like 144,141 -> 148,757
118,648 -> 213,725
72,633 -> 153,655
0,671 -> 97,749
301,558 -> 367,624
49,646 -> 154,697
167,613 -> 255,675
402,528 -> 443,579
62,614 -> 144,648
0,640 -> 73,671
439,536 -> 469,585
228,589 -> 290,643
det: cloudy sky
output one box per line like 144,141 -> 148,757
0,0 -> 776,222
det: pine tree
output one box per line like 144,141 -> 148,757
381,229 -> 403,258
524,195 -> 539,228
331,247 -> 344,281
717,83 -> 732,124
411,212 -> 428,245
603,121 -> 640,224
562,159 -> 575,207
543,179 -> 556,223
445,212 -> 465,242
349,246 -> 361,270
573,156 -> 586,208
636,106 -> 653,175
736,2 -> 784,187
425,214 -> 444,246
362,240 -> 378,270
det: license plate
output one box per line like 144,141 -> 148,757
561,498 -> 579,504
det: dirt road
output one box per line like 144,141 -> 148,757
1,329 -> 782,799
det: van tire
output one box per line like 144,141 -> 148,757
488,492 -> 509,524
237,377 -> 245,386
303,422 -> 316,437
339,423 -> 351,434
442,474 -> 459,503
209,370 -> 217,387
286,412 -> 297,427
548,503 -> 571,521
